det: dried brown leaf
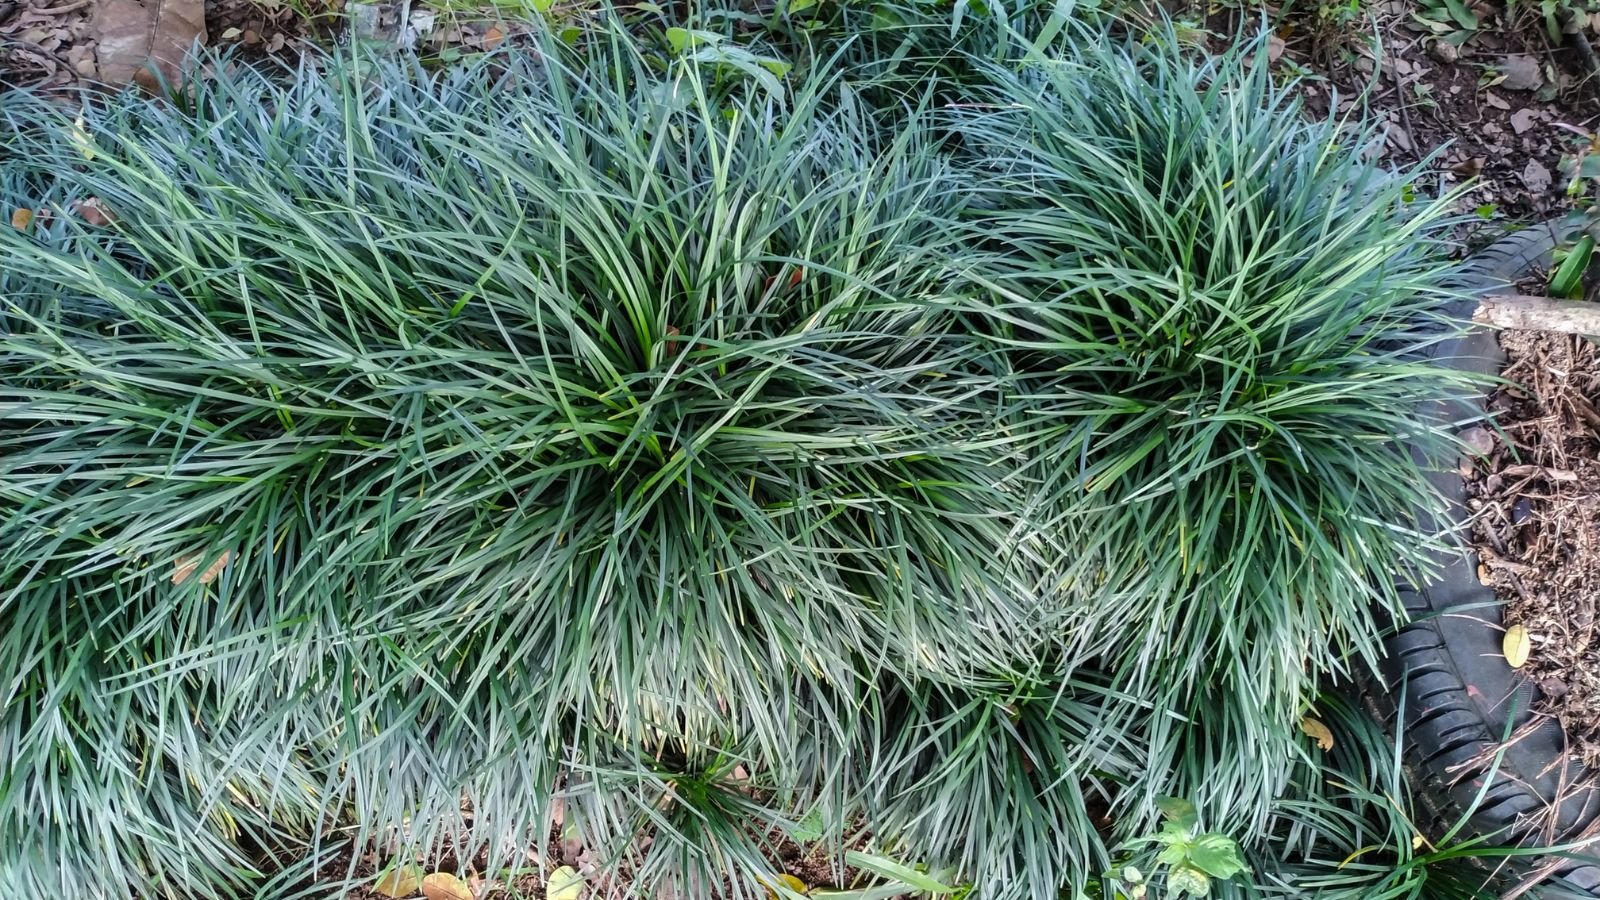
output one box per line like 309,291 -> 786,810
374,864 -> 424,898
10,208 -> 33,230
92,0 -> 206,87
74,197 -> 115,226
172,549 -> 231,585
421,872 -> 473,900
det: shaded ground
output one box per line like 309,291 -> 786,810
329,824 -> 863,899
1209,0 -> 1599,225
0,0 -> 512,90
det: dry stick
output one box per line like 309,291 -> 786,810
1475,294 -> 1600,334
1557,8 -> 1600,109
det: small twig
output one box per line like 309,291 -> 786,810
30,0 -> 89,12
1557,7 -> 1600,108
1384,40 -> 1423,166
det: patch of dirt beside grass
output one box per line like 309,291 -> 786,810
1206,0 -> 1598,225
1467,328 -> 1600,769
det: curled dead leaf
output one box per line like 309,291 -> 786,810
1299,716 -> 1334,751
70,115 -> 95,160
421,872 -> 473,900
172,549 -> 232,585
10,208 -> 34,230
1504,623 -> 1531,668
74,197 -> 115,227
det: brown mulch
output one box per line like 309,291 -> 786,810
1466,328 -> 1600,768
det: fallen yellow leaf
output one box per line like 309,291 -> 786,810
421,871 -> 473,900
763,872 -> 809,897
10,208 -> 33,231
1299,716 -> 1334,751
1504,623 -> 1531,669
70,115 -> 95,160
374,863 -> 424,898
546,865 -> 583,900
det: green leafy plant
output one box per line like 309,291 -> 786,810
1552,128 -> 1600,299
1106,799 -> 1247,898
1410,0 -> 1482,45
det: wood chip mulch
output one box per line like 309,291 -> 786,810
1467,328 -> 1600,768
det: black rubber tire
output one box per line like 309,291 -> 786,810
1365,222 -> 1600,894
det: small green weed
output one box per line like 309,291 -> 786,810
1553,127 -> 1600,298
1107,798 -> 1249,898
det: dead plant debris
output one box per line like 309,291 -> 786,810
1467,329 -> 1600,767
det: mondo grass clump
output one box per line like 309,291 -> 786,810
0,17 -> 1490,900
0,37 -> 1061,898
950,34 -> 1480,829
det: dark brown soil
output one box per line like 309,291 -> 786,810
1466,328 -> 1600,768
1208,2 -> 1600,225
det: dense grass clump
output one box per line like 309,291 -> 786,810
0,17 -> 1504,900
948,36 -> 1477,827
0,40 -> 1062,897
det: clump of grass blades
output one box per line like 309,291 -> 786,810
0,32 -> 1061,898
860,672 -> 1148,896
0,17 -> 1508,900
947,30 -> 1483,830
1213,694 -> 1600,899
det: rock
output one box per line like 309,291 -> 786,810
1510,108 -> 1539,134
1499,54 -> 1542,91
1458,426 -> 1496,456
1522,159 -> 1553,194
1513,497 -> 1533,524
1542,678 -> 1570,699
1429,39 -> 1459,64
